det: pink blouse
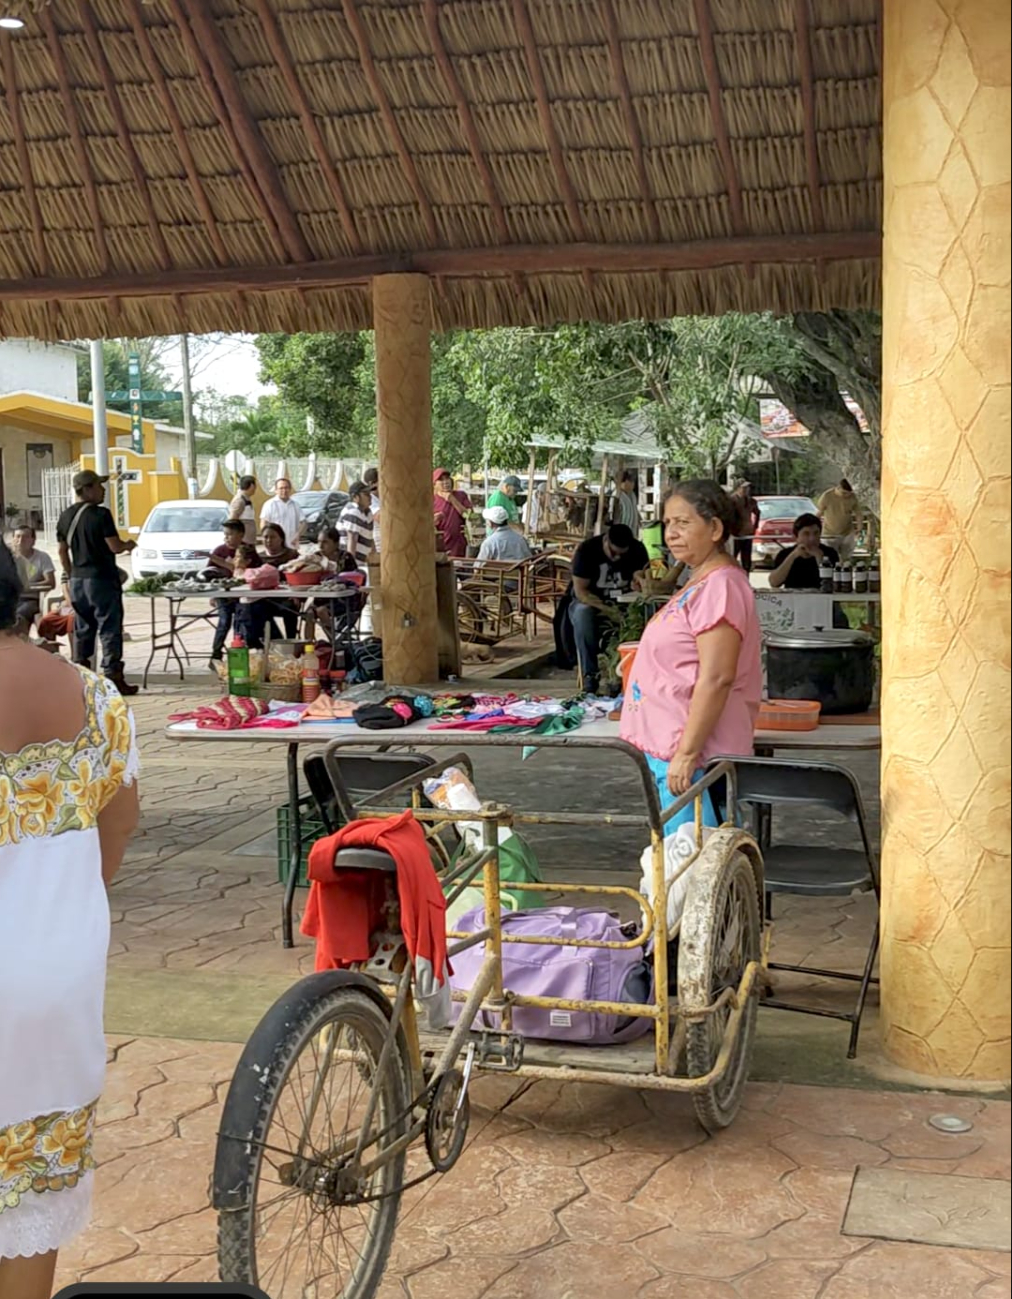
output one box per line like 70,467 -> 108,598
620,564 -> 762,764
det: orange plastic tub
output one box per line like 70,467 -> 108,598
618,642 -> 639,697
757,699 -> 821,732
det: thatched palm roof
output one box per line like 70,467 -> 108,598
0,0 -> 880,338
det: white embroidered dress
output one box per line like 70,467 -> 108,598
0,668 -> 139,1259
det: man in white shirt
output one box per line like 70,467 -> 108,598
259,477 -> 304,549
477,506 -> 532,564
363,466 -> 380,553
11,524 -> 55,629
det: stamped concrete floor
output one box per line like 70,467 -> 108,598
44,616 -> 1012,1295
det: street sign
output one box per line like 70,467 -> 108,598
106,390 -> 183,403
116,469 -> 142,483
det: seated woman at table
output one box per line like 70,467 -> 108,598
257,523 -> 300,640
209,525 -> 260,665
620,480 -> 762,836
307,530 -> 367,639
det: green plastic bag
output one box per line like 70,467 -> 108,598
445,831 -> 544,929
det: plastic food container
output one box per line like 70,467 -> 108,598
757,699 -> 821,731
284,569 -> 322,588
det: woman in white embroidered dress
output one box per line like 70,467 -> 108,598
0,548 -> 139,1299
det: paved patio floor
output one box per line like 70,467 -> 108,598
42,614 -> 1012,1296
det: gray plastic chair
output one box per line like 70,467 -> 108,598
710,756 -> 879,1058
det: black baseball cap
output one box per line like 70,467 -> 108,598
73,469 -> 109,492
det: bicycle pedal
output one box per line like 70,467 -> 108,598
476,1030 -> 524,1072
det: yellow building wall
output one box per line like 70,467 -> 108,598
0,423 -> 76,523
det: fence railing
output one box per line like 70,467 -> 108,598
42,463 -> 80,539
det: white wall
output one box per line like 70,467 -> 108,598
0,340 -> 80,402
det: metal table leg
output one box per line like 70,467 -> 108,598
164,598 -> 187,678
282,741 -> 301,948
142,598 -> 158,689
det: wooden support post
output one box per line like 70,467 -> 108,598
596,455 -> 610,534
373,274 -> 438,685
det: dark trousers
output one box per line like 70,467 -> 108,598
211,600 -> 234,659
733,538 -> 753,573
568,600 -> 607,686
70,577 -> 124,675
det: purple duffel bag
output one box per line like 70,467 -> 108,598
450,905 -> 653,1045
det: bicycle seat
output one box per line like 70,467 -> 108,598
333,847 -> 397,874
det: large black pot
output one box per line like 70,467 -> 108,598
765,629 -> 875,716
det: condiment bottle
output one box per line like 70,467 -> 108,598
819,557 -> 834,593
841,562 -> 853,592
226,636 -> 251,698
301,643 -> 320,703
833,562 -> 846,593
853,562 -> 868,593
869,555 -> 881,593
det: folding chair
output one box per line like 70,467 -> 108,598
711,756 -> 880,1058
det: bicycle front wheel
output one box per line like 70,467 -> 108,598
217,979 -> 410,1299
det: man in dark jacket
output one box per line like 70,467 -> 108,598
57,469 -> 138,695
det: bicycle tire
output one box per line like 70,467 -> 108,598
217,978 -> 410,1299
678,845 -> 761,1134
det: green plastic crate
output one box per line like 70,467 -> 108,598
276,796 -> 327,888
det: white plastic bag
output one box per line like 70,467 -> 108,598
639,823 -> 715,934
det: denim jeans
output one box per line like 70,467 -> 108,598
211,599 -> 235,659
568,600 -> 607,685
70,577 -> 124,675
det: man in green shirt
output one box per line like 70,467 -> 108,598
486,475 -> 522,527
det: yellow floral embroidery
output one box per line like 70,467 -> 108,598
0,1104 -> 98,1215
0,668 -> 135,846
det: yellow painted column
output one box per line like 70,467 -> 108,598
373,274 -> 439,685
881,0 -> 1010,1078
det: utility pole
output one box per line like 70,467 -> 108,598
90,339 -> 109,476
179,334 -> 197,492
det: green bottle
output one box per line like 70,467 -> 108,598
226,635 -> 251,697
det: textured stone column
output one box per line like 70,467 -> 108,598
881,0 -> 1010,1078
373,274 -> 438,685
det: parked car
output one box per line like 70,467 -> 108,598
131,499 -> 231,578
293,489 -> 349,544
752,495 -> 818,567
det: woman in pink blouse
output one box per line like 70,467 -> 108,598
620,480 -> 761,833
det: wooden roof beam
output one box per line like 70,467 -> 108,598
793,0 -> 825,231
38,5 -> 111,271
511,0 -> 593,292
422,0 -> 526,300
692,0 -> 746,236
600,0 -> 660,243
340,0 -> 439,247
172,0 -> 310,264
0,231 -> 881,301
79,0 -> 172,272
251,0 -> 362,255
1,33 -> 48,275
124,0 -> 230,268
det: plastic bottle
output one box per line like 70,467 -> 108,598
226,636 -> 251,697
301,643 -> 320,703
869,555 -> 881,593
819,557 -> 834,593
853,561 -> 868,593
833,562 -> 846,593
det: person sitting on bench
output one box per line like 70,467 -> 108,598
568,523 -> 648,694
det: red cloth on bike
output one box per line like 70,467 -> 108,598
301,808 -> 451,1027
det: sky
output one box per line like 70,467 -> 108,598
160,334 -> 274,403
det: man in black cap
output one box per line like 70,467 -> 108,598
57,470 -> 138,695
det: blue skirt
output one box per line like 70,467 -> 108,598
644,754 -> 719,839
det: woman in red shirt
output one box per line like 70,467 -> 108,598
432,469 -> 472,558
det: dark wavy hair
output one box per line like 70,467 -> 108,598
663,478 -> 741,544
0,543 -> 23,632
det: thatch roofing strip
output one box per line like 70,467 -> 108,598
0,0 -> 881,339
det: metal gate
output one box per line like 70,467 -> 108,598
42,462 -> 79,539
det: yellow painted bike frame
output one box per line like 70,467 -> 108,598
321,735 -> 761,1087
